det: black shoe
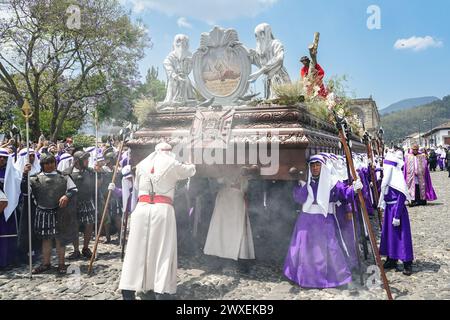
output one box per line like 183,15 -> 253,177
155,293 -> 176,300
238,261 -> 251,274
403,262 -> 413,276
82,248 -> 92,259
383,258 -> 398,270
122,290 -> 136,300
67,251 -> 81,260
139,291 -> 156,300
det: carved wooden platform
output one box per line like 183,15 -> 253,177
128,104 -> 364,180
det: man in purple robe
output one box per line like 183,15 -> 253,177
404,144 -> 437,206
379,151 -> 414,276
283,155 -> 363,288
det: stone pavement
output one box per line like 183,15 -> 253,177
1,171 -> 449,300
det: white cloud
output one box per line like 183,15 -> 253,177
177,17 -> 192,29
394,36 -> 443,51
120,0 -> 279,23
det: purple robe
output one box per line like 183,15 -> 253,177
379,187 -> 414,262
0,167 -> 18,268
283,180 -> 354,288
404,154 -> 437,201
335,200 -> 359,270
358,168 -> 374,216
438,158 -> 444,170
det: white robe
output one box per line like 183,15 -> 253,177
119,153 -> 195,294
203,176 -> 255,260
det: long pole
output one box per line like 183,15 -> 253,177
344,156 -> 365,285
121,192 -> 132,261
22,100 -> 33,279
88,138 -> 126,275
364,133 -> 383,230
334,113 -> 393,300
94,109 -> 99,245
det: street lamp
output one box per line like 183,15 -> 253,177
418,120 -> 421,146
423,119 -> 427,147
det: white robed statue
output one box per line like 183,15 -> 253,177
162,34 -> 196,106
248,23 -> 291,100
203,173 -> 255,261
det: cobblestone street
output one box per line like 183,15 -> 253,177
1,171 -> 449,300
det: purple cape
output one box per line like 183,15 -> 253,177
379,187 -> 414,262
283,181 -> 354,288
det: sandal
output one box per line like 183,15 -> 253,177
67,251 -> 81,260
82,248 -> 92,259
32,264 -> 51,274
57,264 -> 69,275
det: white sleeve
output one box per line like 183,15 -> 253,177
0,189 -> 8,202
173,162 -> 196,181
66,176 -> 78,192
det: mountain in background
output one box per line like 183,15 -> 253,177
380,96 -> 440,115
381,96 -> 450,143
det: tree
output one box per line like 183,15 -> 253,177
0,0 -> 149,141
135,66 -> 166,102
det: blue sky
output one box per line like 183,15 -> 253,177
120,0 -> 450,109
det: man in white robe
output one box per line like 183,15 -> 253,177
203,173 -> 255,265
119,143 -> 196,300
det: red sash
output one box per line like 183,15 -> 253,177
138,195 -> 173,206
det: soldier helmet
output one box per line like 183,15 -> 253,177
73,151 -> 90,168
104,151 -> 117,165
40,153 -> 56,167
73,150 -> 90,161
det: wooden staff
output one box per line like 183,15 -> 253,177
377,127 -> 385,180
88,128 -> 129,274
120,190 -> 133,261
333,111 -> 393,300
94,108 -> 99,246
21,100 -> 33,279
364,132 -> 383,230
341,126 -> 369,263
343,153 -> 365,285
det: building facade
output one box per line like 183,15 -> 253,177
348,96 -> 381,135
422,121 -> 450,147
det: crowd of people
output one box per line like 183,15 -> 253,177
0,136 -> 132,274
422,145 -> 450,176
0,137 -> 441,300
117,142 -> 438,299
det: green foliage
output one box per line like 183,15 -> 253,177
72,134 -> 96,149
10,108 -> 81,140
253,75 -> 362,136
0,0 -> 149,140
272,81 -> 305,105
133,97 -> 157,126
381,95 -> 450,143
142,67 -> 167,102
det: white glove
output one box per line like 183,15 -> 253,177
108,183 -> 116,191
379,167 -> 384,171
353,179 -> 363,192
392,218 -> 400,227
298,180 -> 307,187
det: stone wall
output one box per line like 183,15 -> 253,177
348,97 -> 380,134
